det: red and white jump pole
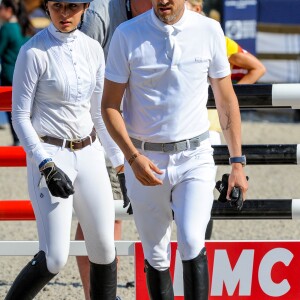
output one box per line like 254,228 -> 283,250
2,84 -> 300,110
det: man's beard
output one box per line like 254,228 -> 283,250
157,12 -> 178,24
156,4 -> 183,24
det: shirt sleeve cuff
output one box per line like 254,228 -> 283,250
209,68 -> 231,79
31,146 -> 51,168
105,72 -> 128,84
109,153 -> 125,168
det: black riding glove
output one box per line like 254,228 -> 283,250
117,172 -> 133,215
40,162 -> 75,198
215,173 -> 248,211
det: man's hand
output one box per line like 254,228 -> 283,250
40,162 -> 75,198
215,173 -> 248,210
117,172 -> 133,215
129,154 -> 163,186
227,164 -> 249,201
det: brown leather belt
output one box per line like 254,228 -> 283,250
40,129 -> 97,151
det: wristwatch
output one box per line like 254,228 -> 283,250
229,155 -> 247,166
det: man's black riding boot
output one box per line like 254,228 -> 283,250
5,251 -> 57,300
90,257 -> 117,300
144,259 -> 174,300
182,247 -> 209,300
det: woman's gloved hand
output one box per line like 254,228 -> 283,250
40,161 -> 74,198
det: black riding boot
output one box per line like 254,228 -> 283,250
5,251 -> 57,300
144,260 -> 174,300
205,219 -> 214,240
90,257 -> 117,300
182,247 -> 209,300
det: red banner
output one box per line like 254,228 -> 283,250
135,241 -> 300,299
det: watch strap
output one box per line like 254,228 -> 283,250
229,155 -> 246,166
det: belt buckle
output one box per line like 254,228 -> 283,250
70,139 -> 82,151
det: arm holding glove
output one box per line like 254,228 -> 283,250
39,159 -> 74,199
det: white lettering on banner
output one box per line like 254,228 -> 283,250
258,248 -> 293,297
135,242 -> 298,298
225,0 -> 257,9
225,20 -> 257,40
211,249 -> 254,296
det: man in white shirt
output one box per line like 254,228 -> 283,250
102,0 -> 248,299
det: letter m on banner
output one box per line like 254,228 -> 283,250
210,249 -> 254,296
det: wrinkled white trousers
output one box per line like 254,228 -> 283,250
27,139 -> 115,274
125,139 -> 216,271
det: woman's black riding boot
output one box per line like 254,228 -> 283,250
5,251 -> 57,300
182,247 -> 209,300
90,257 -> 117,300
144,259 -> 174,300
205,219 -> 214,240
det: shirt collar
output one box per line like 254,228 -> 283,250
150,6 -> 188,34
48,23 -> 79,43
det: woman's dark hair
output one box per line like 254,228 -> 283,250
1,0 -> 35,36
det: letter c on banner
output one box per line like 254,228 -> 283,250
258,248 -> 293,297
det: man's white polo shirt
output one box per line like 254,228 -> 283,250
105,8 -> 230,143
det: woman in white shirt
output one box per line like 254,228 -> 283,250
5,1 -> 123,299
